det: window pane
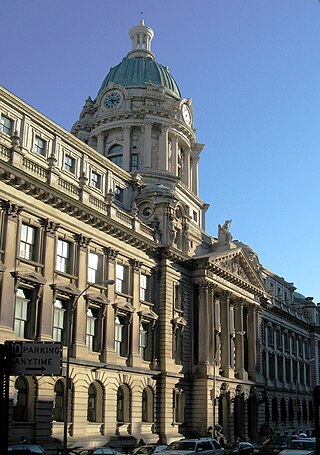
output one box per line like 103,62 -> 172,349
0,115 -> 13,135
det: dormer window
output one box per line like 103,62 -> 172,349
107,144 -> 123,168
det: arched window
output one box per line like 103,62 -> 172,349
130,146 -> 138,171
142,387 -> 154,423
280,398 -> 286,424
13,377 -> 28,421
272,397 -> 278,423
302,399 -> 308,423
107,144 -> 123,168
53,379 -> 64,421
309,400 -> 314,421
117,385 -> 130,423
265,397 -> 270,423
87,383 -> 97,422
288,398 -> 294,423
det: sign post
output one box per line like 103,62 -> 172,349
5,341 -> 62,376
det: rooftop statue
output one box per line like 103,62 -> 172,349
217,219 -> 233,247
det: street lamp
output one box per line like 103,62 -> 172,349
62,279 -> 114,455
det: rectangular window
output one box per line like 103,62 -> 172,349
64,154 -> 76,174
56,239 -> 70,273
86,308 -> 97,351
276,330 -> 282,349
88,252 -> 101,283
90,171 -> 101,189
14,289 -> 29,338
115,316 -> 124,356
0,115 -> 13,135
193,211 -> 198,222
174,284 -> 182,311
140,323 -> 148,359
130,153 -> 138,171
267,325 -> 273,346
53,300 -> 66,343
19,224 -> 36,260
284,332 -> 289,351
33,136 -> 46,156
140,274 -> 151,302
115,185 -> 123,202
116,263 -> 129,294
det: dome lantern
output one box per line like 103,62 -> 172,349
128,20 -> 154,59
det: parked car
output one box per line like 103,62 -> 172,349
87,448 -> 124,455
254,435 -> 289,455
278,438 -> 316,455
225,442 -> 255,454
132,445 -> 168,455
165,438 -> 224,455
7,445 -> 46,454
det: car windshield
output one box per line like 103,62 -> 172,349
262,436 -> 288,446
287,440 -> 315,450
168,442 -> 196,451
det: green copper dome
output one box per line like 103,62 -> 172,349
98,56 -> 181,98
98,21 -> 181,98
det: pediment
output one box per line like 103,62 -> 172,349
50,282 -> 80,296
211,249 -> 265,292
195,248 -> 266,296
138,308 -> 158,322
113,300 -> 136,316
85,293 -> 110,306
12,270 -> 46,286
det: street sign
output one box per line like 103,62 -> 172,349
5,341 -> 62,376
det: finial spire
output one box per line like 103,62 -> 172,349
128,20 -> 154,59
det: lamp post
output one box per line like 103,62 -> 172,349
62,279 -> 114,455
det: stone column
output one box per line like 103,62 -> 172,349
73,234 -> 91,359
220,292 -> 232,377
97,133 -> 105,154
128,259 -> 142,367
122,125 -> 131,170
198,282 -> 210,365
101,247 -> 118,363
172,134 -> 179,176
143,121 -> 152,168
159,125 -> 169,171
191,154 -> 199,194
39,219 -> 59,340
247,306 -> 258,380
183,148 -> 191,187
0,202 -> 22,332
234,300 -> 247,379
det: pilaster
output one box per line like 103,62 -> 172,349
159,125 -> 169,171
0,201 -> 22,335
143,121 -> 152,168
122,125 -> 131,170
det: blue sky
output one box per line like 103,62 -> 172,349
1,0 -> 320,301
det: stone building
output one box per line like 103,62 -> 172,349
0,20 -> 319,452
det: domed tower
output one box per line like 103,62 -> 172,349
72,21 -> 208,253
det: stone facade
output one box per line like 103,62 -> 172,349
0,20 -> 319,454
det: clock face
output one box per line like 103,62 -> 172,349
104,92 -> 121,109
182,104 -> 192,125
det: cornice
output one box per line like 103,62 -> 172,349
0,156 -> 158,254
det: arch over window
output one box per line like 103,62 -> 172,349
53,379 -> 64,421
13,376 -> 28,421
142,387 -> 154,423
87,381 -> 103,423
117,384 -> 130,423
107,144 -> 123,168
